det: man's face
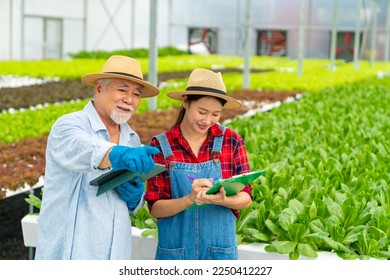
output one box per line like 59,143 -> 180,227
95,78 -> 143,125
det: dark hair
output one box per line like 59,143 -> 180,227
174,94 -> 227,125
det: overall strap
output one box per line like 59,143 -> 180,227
155,133 -> 173,159
211,125 -> 226,162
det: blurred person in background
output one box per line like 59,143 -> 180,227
35,55 -> 160,260
146,68 -> 252,260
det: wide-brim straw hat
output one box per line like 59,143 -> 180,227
167,68 -> 242,109
81,55 -> 159,98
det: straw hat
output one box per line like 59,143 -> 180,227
168,68 -> 242,109
81,55 -> 159,98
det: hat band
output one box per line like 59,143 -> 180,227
186,86 -> 226,96
105,71 -> 143,81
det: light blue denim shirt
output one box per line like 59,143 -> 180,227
35,100 -> 143,259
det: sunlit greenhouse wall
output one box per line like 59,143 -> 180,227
1,0 -> 390,61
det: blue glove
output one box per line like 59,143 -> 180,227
116,177 -> 145,210
109,145 -> 160,174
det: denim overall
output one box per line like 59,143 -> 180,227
154,127 -> 238,260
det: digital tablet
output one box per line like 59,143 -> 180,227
90,163 -> 166,196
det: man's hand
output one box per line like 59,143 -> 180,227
116,177 -> 145,210
109,145 -> 160,174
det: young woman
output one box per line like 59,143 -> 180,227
146,68 -> 252,260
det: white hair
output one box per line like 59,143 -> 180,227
97,78 -> 115,89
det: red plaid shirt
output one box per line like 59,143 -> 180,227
146,124 -> 252,218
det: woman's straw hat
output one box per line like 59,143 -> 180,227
167,68 -> 242,109
81,55 -> 159,98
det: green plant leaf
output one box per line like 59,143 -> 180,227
236,209 -> 257,232
271,240 -> 297,254
343,225 -> 365,244
252,232 -> 272,242
288,223 -> 309,243
279,208 -> 296,231
297,243 -> 318,258
356,234 -> 379,256
307,232 -> 338,251
141,228 -> 157,238
309,218 -> 326,233
24,194 -> 41,210
265,219 -> 286,237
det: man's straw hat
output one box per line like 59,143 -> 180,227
81,55 -> 159,98
167,68 -> 242,109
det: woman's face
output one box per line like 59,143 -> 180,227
182,96 -> 223,134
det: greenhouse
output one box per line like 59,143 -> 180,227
0,0 -> 389,270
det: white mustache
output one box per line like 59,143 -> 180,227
116,103 -> 133,112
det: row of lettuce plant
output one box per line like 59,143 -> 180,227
1,55 -> 388,81
67,46 -> 188,59
0,55 -> 245,79
0,83 -> 182,143
2,58 -> 390,144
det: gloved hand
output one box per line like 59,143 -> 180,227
109,145 -> 160,174
116,177 -> 145,210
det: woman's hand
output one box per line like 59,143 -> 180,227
187,178 -> 212,202
194,185 -> 227,206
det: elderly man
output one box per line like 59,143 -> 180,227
35,55 -> 160,259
